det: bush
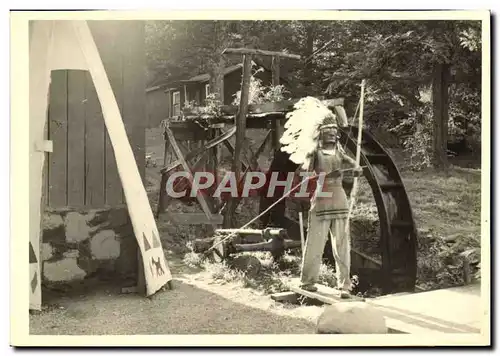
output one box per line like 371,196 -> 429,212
232,64 -> 289,106
389,104 -> 433,171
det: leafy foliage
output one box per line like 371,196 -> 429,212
231,65 -> 289,105
390,107 -> 434,170
146,19 -> 481,169
182,93 -> 224,119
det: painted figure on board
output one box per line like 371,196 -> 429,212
300,118 -> 362,298
279,97 -> 361,298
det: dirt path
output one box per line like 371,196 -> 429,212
30,128 -> 319,335
30,255 -> 317,335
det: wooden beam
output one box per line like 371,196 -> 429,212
223,54 -> 253,228
179,98 -> 346,126
233,239 -> 301,253
216,228 -> 283,235
254,129 -> 272,160
287,278 -> 365,303
158,148 -> 213,215
352,247 -> 382,267
164,127 -> 217,228
220,98 -> 345,116
270,291 -> 299,304
191,234 -> 264,253
234,55 -> 251,181
222,47 -> 301,60
161,126 -> 236,174
271,56 -> 283,151
222,140 -> 249,172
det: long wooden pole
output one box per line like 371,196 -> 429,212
223,54 -> 253,228
299,212 -> 305,258
222,47 -> 301,60
346,79 -> 366,231
72,21 -> 172,295
271,56 -> 284,151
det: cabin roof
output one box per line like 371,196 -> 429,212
146,55 -> 296,93
184,63 -> 243,83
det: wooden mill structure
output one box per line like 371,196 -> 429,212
156,48 -> 419,294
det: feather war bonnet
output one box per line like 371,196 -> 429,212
279,97 -> 337,170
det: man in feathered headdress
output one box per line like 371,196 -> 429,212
280,97 -> 362,298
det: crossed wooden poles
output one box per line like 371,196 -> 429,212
156,124 -> 271,227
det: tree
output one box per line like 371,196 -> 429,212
323,20 -> 481,169
145,20 -> 337,97
146,20 -> 481,170
145,20 -> 296,99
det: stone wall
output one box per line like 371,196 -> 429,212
41,206 -> 138,284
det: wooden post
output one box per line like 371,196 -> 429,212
222,48 -> 300,154
220,48 -> 300,228
223,54 -> 252,228
162,129 -> 170,167
207,124 -> 222,211
271,56 -> 283,151
299,211 -> 305,257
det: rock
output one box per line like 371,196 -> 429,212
43,213 -> 64,230
106,208 -> 129,227
64,212 -> 94,243
229,255 -> 261,278
40,243 -> 54,260
316,302 -> 388,334
42,213 -> 66,243
44,257 -> 87,282
90,230 -> 120,260
63,249 -> 79,258
442,234 -> 460,243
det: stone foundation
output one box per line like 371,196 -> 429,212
41,206 -> 138,284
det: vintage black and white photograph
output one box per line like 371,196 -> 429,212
10,9 -> 490,347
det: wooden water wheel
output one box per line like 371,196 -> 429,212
258,125 -> 418,294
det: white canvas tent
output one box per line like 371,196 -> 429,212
29,20 -> 172,310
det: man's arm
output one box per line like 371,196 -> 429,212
338,144 -> 363,176
339,145 -> 357,167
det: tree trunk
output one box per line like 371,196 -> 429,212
209,58 -> 225,104
303,23 -> 315,95
208,21 -> 227,105
432,62 -> 451,168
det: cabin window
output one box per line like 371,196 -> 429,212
172,91 -> 181,117
205,84 -> 210,99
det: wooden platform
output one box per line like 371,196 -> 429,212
285,278 -> 366,303
367,283 -> 483,334
275,279 -> 483,334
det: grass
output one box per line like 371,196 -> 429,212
401,166 -> 482,290
183,249 -> 340,296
